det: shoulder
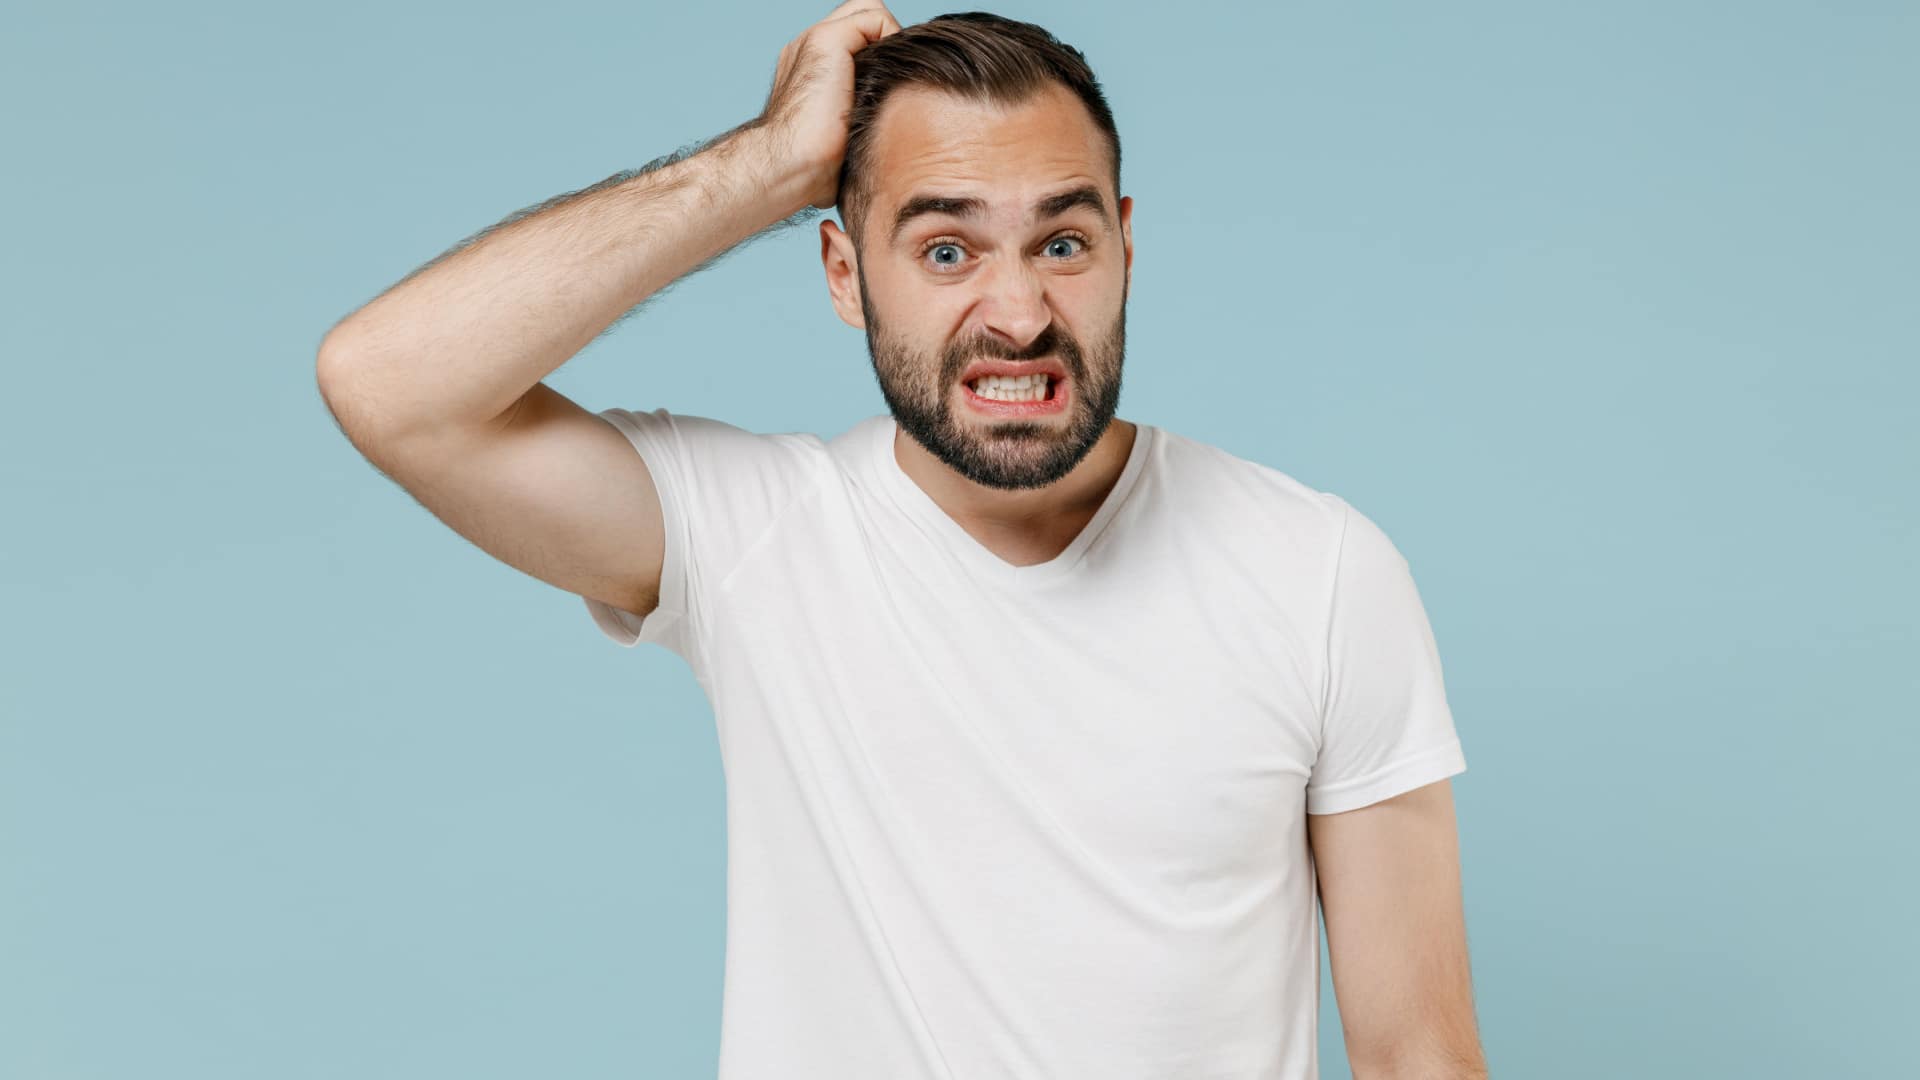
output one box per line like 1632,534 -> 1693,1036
604,406 -> 831,457
600,406 -> 837,489
1147,424 -> 1347,546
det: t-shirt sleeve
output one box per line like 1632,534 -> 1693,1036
581,407 -> 822,664
1305,494 -> 1467,815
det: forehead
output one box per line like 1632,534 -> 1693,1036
866,83 -> 1112,219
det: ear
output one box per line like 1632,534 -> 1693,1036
819,218 -> 866,330
1117,195 -> 1134,293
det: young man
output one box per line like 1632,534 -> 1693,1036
317,7 -> 1486,1078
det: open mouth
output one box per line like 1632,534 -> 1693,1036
960,373 -> 1068,414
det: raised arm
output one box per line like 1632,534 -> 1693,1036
314,1 -> 901,620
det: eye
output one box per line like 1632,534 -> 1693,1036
1044,233 -> 1091,259
917,232 -> 1094,274
925,241 -> 966,269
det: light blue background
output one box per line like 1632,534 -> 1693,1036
4,1 -> 1914,1077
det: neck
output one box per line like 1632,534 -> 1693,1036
893,418 -> 1139,542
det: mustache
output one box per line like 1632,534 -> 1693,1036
946,324 -> 1079,374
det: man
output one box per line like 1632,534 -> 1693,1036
317,6 -> 1486,1078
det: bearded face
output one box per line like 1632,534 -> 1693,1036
822,83 -> 1133,490
858,256 -> 1127,491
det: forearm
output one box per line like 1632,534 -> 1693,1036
1350,1052 -> 1489,1080
1352,1067 -> 1488,1080
316,120 -> 810,441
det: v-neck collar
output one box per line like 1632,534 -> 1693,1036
869,414 -> 1155,587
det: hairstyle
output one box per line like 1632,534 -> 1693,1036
836,11 -> 1122,252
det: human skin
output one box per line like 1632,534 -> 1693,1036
315,0 -> 903,620
317,2 -> 1486,1068
818,82 -> 1139,566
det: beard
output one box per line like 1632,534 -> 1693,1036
858,260 -> 1127,491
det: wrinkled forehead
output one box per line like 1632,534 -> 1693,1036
866,84 -> 1115,228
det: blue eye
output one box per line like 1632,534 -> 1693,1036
921,233 -> 1090,273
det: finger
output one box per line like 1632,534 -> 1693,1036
824,6 -> 902,45
867,3 -> 903,35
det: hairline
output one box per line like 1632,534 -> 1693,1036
844,83 -> 1120,253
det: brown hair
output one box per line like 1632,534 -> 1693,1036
836,11 -> 1122,251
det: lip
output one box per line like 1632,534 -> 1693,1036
959,373 -> 1069,417
958,358 -> 1069,384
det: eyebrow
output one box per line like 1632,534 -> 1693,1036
888,184 -> 1112,246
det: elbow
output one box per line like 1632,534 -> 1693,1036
314,330 -> 397,456
314,336 -> 360,434
314,320 -> 366,402
314,321 -> 358,410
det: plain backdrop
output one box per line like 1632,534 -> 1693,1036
3,1 -> 1915,1077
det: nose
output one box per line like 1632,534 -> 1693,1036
975,256 -> 1052,353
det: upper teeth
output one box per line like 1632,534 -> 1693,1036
970,373 -> 1051,401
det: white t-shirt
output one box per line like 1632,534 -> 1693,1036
584,407 -> 1466,1080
